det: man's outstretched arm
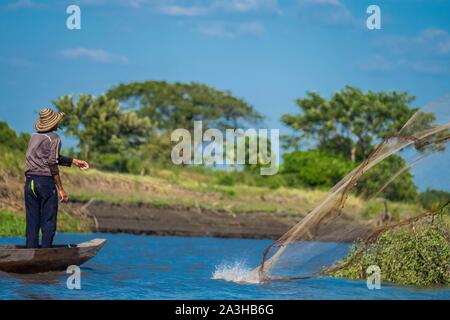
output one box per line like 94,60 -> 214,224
58,155 -> 90,170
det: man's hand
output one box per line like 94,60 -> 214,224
58,188 -> 69,203
73,159 -> 90,170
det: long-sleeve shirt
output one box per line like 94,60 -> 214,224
25,131 -> 73,176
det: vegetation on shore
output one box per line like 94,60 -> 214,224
0,210 -> 90,237
0,117 -> 445,236
1,121 -> 424,219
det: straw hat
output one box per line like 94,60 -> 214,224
34,108 -> 65,133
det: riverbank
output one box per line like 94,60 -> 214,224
0,165 -> 421,240
1,200 -> 376,240
70,200 -> 377,240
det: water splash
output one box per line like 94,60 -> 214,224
212,261 -> 261,284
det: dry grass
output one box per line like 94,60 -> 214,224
60,167 -> 421,218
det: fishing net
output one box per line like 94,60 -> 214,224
253,97 -> 450,282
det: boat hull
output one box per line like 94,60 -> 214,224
0,239 -> 107,274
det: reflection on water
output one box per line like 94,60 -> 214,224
0,233 -> 449,300
1,271 -> 62,285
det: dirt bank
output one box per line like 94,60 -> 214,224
69,201 -> 376,241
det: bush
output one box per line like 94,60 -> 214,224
259,175 -> 285,190
281,150 -> 354,188
216,172 -> 236,186
419,189 -> 450,211
328,218 -> 450,286
93,153 -> 145,175
281,149 -> 418,202
93,153 -> 129,172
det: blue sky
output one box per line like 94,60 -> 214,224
0,0 -> 449,190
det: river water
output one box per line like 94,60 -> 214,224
0,233 -> 448,300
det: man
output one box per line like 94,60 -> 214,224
24,107 -> 89,248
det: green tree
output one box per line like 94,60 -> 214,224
281,86 -> 416,162
106,81 -> 263,131
0,121 -> 31,175
356,155 -> 418,201
0,121 -> 30,151
53,95 -> 152,161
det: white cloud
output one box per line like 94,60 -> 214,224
78,0 -> 281,15
77,0 -> 153,8
358,28 -> 450,76
300,0 -> 341,6
213,0 -> 281,13
58,48 -> 128,64
154,0 -> 281,16
356,55 -> 393,73
412,28 -> 450,55
380,28 -> 450,56
297,0 -> 358,27
357,56 -> 450,76
397,59 -> 449,75
76,0 -> 276,37
5,0 -> 46,10
195,21 -> 264,38
155,4 -> 209,16
356,55 -> 450,76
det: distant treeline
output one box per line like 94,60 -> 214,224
1,81 -> 448,204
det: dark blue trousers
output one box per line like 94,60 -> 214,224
24,175 -> 58,248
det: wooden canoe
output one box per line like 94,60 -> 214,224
0,238 -> 107,274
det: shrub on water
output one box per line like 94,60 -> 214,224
329,218 -> 450,286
